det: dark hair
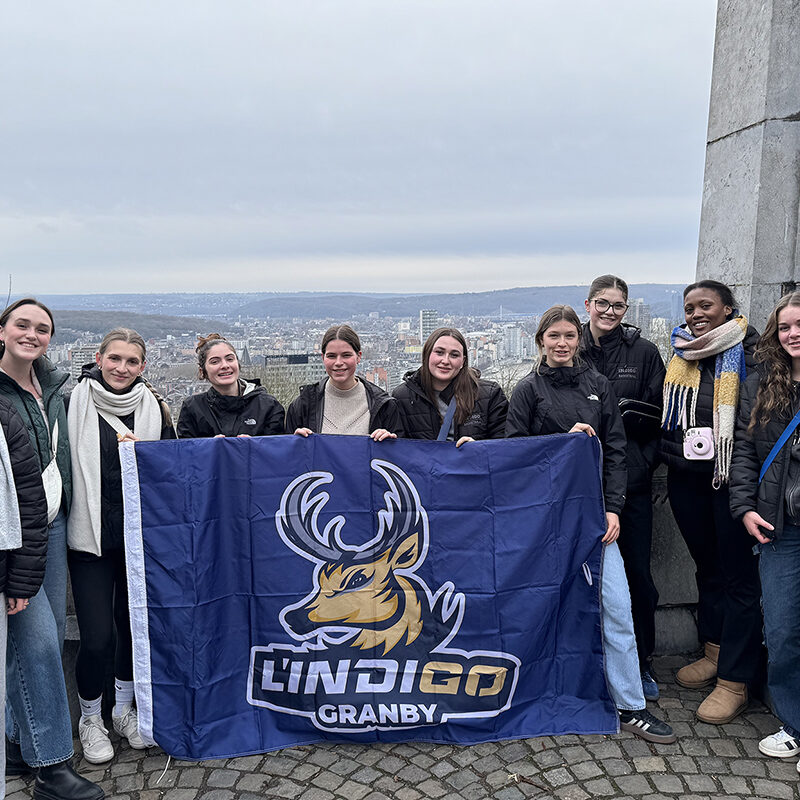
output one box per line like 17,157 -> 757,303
0,298 -> 56,358
321,325 -> 361,355
749,291 -> 800,433
683,279 -> 736,311
99,328 -> 146,360
588,275 -> 628,301
535,305 -> 582,368
420,327 -> 479,425
195,333 -> 237,380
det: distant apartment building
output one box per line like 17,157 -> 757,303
70,345 -> 97,380
628,299 -> 652,337
257,353 -> 326,393
502,324 -> 523,361
419,309 -> 438,343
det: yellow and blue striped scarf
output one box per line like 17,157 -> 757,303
661,316 -> 748,486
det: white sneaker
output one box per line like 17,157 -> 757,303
759,727 -> 800,758
78,714 -> 114,764
112,704 -> 146,749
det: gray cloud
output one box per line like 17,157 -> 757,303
1,0 -> 717,292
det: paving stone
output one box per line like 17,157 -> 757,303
614,774 -> 653,794
729,758 -> 766,777
445,769 -> 480,790
266,779 -> 304,799
350,766 -> 382,785
115,772 -> 145,792
717,775 -> 751,794
665,754 -> 698,773
543,767 -> 573,787
684,773 -> 718,792
603,758 -> 633,776
299,791 -> 335,800
395,764 -> 429,783
311,771 -> 344,791
707,738 -> 741,757
493,787 -> 525,800
750,778 -> 796,799
207,768 -> 239,788
582,777 -> 616,796
651,773 -> 685,793
415,777 -> 449,797
334,779 -> 372,800
632,756 -> 666,772
236,773 -> 271,792
431,759 -> 457,777
532,748 -> 563,767
198,791 -> 236,800
393,788 -> 422,800
571,760 -> 603,780
555,786 -> 590,800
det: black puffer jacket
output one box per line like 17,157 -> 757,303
729,368 -> 798,535
78,366 -> 176,552
505,363 -> 627,514
392,369 -> 508,440
660,324 -> 759,472
0,357 -> 72,514
286,377 -> 403,436
0,396 -> 48,598
580,322 -> 665,492
177,380 -> 285,438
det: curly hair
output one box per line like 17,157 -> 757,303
749,291 -> 800,434
419,327 -> 479,425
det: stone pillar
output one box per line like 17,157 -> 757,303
696,0 -> 800,330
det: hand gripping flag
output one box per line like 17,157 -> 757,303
120,433 -> 617,759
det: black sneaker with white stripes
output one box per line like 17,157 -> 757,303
619,708 -> 676,743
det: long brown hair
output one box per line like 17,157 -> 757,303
420,328 -> 479,425
749,291 -> 800,433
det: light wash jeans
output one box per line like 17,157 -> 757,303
5,509 -> 73,767
601,542 -> 646,711
759,522 -> 800,738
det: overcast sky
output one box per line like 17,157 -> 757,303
1,1 -> 718,295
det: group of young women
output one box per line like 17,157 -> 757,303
1,274 -> 799,787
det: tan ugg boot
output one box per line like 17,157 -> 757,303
696,678 -> 748,724
675,642 -> 719,689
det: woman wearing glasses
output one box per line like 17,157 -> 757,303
580,275 -> 666,700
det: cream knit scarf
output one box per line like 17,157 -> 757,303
68,378 -> 162,555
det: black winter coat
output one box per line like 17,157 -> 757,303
580,322 -> 665,492
729,369 -> 798,536
78,366 -> 176,552
0,357 -> 72,514
392,369 -> 508,440
286,377 -> 403,436
660,324 -> 759,473
177,381 -> 285,438
505,362 -> 627,514
0,396 -> 48,598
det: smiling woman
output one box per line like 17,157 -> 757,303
660,279 -> 763,726
287,324 -> 403,442
67,327 -> 176,765
177,333 -> 285,438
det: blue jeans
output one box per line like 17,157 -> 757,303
42,510 -> 67,651
601,542 -> 646,711
760,521 -> 800,735
5,509 -> 72,767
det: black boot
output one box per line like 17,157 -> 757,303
33,759 -> 104,800
5,737 -> 33,777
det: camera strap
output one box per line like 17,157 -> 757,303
759,405 -> 800,483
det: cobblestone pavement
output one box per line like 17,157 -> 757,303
8,657 -> 798,800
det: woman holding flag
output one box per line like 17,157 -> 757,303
393,327 -> 508,443
506,304 -> 675,744
660,279 -> 762,724
67,328 -> 175,765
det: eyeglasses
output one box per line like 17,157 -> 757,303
592,298 -> 629,315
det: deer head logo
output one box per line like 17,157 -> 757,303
275,459 -> 463,655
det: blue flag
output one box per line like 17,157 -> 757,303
121,433 -> 617,759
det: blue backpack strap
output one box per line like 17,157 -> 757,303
759,406 -> 800,483
437,397 -> 458,441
